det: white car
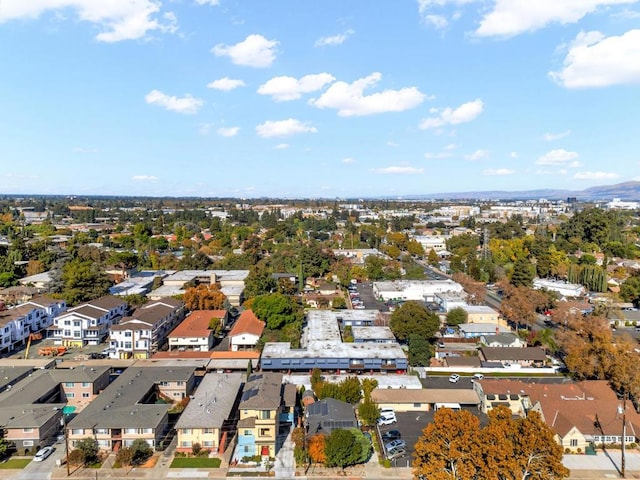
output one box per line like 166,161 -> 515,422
448,374 -> 460,383
378,412 -> 397,425
471,373 -> 484,381
33,446 -> 54,462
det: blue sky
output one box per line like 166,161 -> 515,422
1,0 -> 639,198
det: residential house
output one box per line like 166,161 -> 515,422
305,398 -> 357,436
109,298 -> 185,359
0,297 -> 66,353
228,310 -> 265,352
175,372 -> 243,454
478,347 -> 547,367
0,286 -> 40,306
67,366 -> 196,451
474,379 -> 640,452
370,388 -> 480,412
49,296 -> 126,347
235,372 -> 296,460
461,305 -> 504,326
458,323 -> 510,339
18,271 -> 54,291
168,310 -> 227,352
479,333 -> 526,348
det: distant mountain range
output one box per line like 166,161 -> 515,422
406,181 -> 640,201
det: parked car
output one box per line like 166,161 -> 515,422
385,439 -> 406,451
378,412 -> 397,426
437,342 -> 446,348
33,446 -> 54,462
449,373 -> 460,383
471,373 -> 484,381
381,430 -> 402,442
387,446 -> 406,460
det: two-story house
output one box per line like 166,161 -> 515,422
175,372 -> 243,454
168,310 -> 228,352
228,310 -> 265,352
235,372 -> 296,461
109,298 -> 185,359
0,297 -> 66,353
49,296 -> 127,347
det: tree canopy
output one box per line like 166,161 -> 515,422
251,293 -> 303,330
390,301 -> 440,342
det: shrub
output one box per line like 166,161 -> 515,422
576,448 -> 582,454
192,443 -> 202,456
564,448 -> 571,454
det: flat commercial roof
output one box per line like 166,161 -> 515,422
351,326 -> 395,341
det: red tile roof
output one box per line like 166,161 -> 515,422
168,310 -> 225,338
229,309 -> 265,338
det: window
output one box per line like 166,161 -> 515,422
180,441 -> 192,448
64,330 -> 71,337
203,428 -> 214,434
72,429 -> 84,435
177,381 -> 184,386
243,430 -> 252,436
182,429 -> 191,435
413,403 -> 422,408
124,342 -> 132,349
95,429 -> 108,435
143,428 -> 153,434
259,428 -> 270,437
73,331 -> 81,338
243,446 -> 251,453
125,428 -> 137,434
260,410 -> 271,420
66,392 -> 75,398
82,393 -> 90,398
73,321 -> 81,327
82,382 -> 90,387
570,439 -> 578,447
125,331 -> 132,337
64,320 -> 71,326
22,428 -> 33,433
23,440 -> 34,447
64,382 -> 74,387
203,441 -> 214,447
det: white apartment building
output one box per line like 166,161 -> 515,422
0,297 -> 66,353
49,296 -> 127,347
109,298 -> 185,359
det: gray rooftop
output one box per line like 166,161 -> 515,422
175,373 -> 243,429
240,372 -> 283,411
351,326 -> 396,341
68,366 -> 195,429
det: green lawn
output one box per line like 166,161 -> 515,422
0,458 -> 31,469
170,457 -> 221,468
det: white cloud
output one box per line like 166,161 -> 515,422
444,143 -> 457,150
536,149 -> 581,166
574,171 -> 620,180
0,0 -> 179,42
315,29 -> 355,47
309,72 -> 425,117
543,130 -> 571,141
145,90 -> 203,114
195,0 -> 220,5
274,143 -> 289,150
510,151 -> 519,158
342,157 -> 356,164
207,77 -> 246,91
387,141 -> 400,147
255,119 -> 317,138
483,168 -> 514,176
465,149 -> 489,161
258,73 -> 335,101
417,0 -> 473,28
419,98 -> 484,129
212,34 -> 278,68
475,0 -> 636,38
372,166 -> 424,174
549,29 -> 640,88
132,175 -> 158,181
424,14 -> 449,29
217,127 -> 240,137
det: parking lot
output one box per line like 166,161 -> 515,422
351,282 -> 389,312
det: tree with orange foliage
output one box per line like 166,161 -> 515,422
182,284 -> 228,310
307,434 -> 326,464
452,272 -> 486,305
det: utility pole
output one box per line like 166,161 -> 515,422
620,395 -> 627,478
